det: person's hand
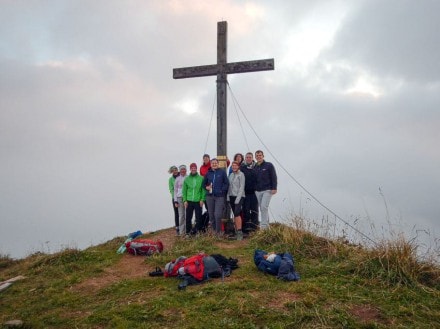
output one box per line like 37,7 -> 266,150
271,189 -> 277,195
199,200 -> 204,207
184,201 -> 188,208
174,202 -> 179,208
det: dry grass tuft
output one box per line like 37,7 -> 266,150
353,233 -> 440,287
251,218 -> 440,288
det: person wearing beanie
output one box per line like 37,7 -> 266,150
182,163 -> 206,236
174,165 -> 187,236
168,165 -> 180,235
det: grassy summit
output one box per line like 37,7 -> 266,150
1,221 -> 439,328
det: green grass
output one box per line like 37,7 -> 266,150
0,222 -> 439,329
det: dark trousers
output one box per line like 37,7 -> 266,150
185,201 -> 202,234
243,193 -> 259,232
172,198 -> 179,228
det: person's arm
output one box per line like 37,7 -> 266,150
168,177 -> 174,196
174,177 -> 179,202
269,163 -> 277,193
223,171 -> 230,195
236,173 -> 245,203
199,176 -> 206,206
182,178 -> 188,203
202,175 -> 208,191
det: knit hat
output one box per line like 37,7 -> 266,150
190,163 -> 197,169
168,165 -> 178,174
179,165 -> 187,170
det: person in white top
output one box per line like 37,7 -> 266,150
174,165 -> 187,236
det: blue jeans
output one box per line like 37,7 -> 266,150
255,190 -> 272,229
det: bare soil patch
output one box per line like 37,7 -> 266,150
72,228 -> 176,293
349,304 -> 388,324
72,228 -> 255,293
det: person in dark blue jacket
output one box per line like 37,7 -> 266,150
254,150 -> 277,229
202,158 -> 229,235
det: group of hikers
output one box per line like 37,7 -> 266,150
168,150 -> 278,240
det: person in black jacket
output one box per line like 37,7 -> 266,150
240,152 -> 259,233
254,150 -> 277,230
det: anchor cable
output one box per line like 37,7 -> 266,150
227,82 -> 377,246
203,90 -> 217,155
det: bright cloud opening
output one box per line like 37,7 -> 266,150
174,98 -> 199,115
345,75 -> 383,98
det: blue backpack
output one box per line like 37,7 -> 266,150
254,249 -> 300,281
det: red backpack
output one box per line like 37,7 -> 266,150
182,253 -> 206,281
125,239 -> 163,256
164,256 -> 187,277
164,253 -> 222,283
164,253 -> 206,280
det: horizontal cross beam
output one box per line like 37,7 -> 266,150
173,58 -> 274,79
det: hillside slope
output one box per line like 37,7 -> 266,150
1,226 -> 439,328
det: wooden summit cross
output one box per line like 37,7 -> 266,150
173,21 -> 274,168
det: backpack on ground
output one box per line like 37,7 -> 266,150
177,253 -> 223,289
254,249 -> 282,275
164,256 -> 187,277
202,255 -> 223,279
179,253 -> 222,281
162,253 -> 223,289
254,249 -> 300,282
210,254 -> 239,274
277,253 -> 300,281
223,219 -> 235,235
125,239 -> 163,256
180,253 -> 207,281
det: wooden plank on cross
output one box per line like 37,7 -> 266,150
173,21 -> 274,164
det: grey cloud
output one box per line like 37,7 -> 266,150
325,0 -> 440,82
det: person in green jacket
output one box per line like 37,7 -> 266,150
168,165 -> 179,236
182,163 -> 206,236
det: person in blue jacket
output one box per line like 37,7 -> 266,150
202,158 -> 229,235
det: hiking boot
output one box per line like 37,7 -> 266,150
236,230 -> 243,241
175,227 -> 179,236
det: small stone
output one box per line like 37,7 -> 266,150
4,319 -> 24,327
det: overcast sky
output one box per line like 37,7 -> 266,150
1,0 -> 439,259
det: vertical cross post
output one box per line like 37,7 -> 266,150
173,21 -> 274,167
216,21 -> 227,167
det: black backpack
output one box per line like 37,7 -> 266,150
210,254 -> 239,273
